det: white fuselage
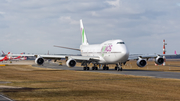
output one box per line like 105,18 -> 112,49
0,57 -> 4,60
80,39 -> 129,64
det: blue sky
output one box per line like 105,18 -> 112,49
0,0 -> 180,54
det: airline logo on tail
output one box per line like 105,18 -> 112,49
81,28 -> 85,43
80,19 -> 88,45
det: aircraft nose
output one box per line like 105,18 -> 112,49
121,47 -> 129,60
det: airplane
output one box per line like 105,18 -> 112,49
0,52 -> 27,62
11,53 -> 27,61
0,52 -> 12,62
10,19 -> 166,71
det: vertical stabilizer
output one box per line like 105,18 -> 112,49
80,19 -> 89,45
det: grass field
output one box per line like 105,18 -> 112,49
0,62 -> 180,101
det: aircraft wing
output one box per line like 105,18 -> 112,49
128,54 -> 178,60
34,55 -> 65,59
36,55 -> 100,62
9,54 -> 65,59
8,54 -> 34,57
9,54 -> 100,61
128,55 -> 157,60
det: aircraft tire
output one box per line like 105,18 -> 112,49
103,66 -> 106,70
106,67 -> 109,70
92,67 -> 94,70
117,67 -> 123,71
83,67 -> 86,70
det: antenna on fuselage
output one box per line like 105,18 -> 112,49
80,19 -> 89,45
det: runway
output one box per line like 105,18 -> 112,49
34,63 -> 180,80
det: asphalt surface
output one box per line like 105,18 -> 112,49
0,82 -> 13,101
0,95 -> 13,101
34,63 -> 180,80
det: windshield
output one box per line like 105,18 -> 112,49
117,42 -> 125,44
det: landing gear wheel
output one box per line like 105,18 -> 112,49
103,66 -> 109,70
103,66 -> 106,70
106,66 -> 109,70
83,67 -> 87,70
92,67 -> 95,70
115,63 -> 123,71
95,67 -> 98,70
117,67 -> 122,71
83,67 -> 90,70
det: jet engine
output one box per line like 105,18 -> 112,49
66,59 -> 76,67
155,56 -> 164,65
35,57 -> 44,65
137,58 -> 147,67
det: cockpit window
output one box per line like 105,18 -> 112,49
117,42 -> 125,44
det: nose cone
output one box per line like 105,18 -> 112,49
121,45 -> 129,61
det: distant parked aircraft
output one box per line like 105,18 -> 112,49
0,52 -> 27,62
11,53 -> 27,61
0,52 -> 11,62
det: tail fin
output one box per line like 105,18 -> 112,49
80,19 -> 89,45
6,52 -> 11,57
4,52 -> 11,60
2,51 -> 5,55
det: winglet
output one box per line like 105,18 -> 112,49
80,19 -> 89,45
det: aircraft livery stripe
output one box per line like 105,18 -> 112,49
82,29 -> 84,43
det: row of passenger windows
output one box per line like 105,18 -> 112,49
117,42 -> 125,44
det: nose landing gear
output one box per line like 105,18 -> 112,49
115,63 -> 123,71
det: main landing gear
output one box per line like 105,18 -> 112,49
92,64 -> 98,70
103,65 -> 109,70
83,66 -> 90,70
82,62 -> 123,71
83,64 -> 98,70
